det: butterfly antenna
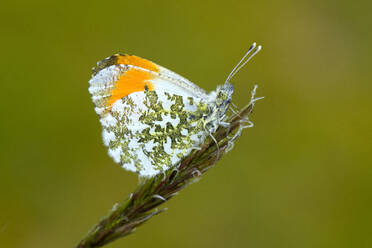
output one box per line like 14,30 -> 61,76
226,42 -> 262,82
226,42 -> 256,81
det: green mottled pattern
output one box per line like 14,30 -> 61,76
105,90 -> 211,175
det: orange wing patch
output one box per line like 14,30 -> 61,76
91,54 -> 159,111
116,54 -> 159,73
105,55 -> 159,109
107,68 -> 154,108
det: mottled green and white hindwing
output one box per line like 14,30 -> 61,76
101,90 -> 210,177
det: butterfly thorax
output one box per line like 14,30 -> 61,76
204,82 -> 234,133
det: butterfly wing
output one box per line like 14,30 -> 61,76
89,54 -> 210,177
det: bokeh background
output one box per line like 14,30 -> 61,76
1,0 -> 371,247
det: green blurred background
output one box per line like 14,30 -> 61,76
1,0 -> 371,247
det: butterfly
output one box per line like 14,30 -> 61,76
89,43 -> 261,177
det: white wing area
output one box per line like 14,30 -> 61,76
125,64 -> 210,99
156,64 -> 208,96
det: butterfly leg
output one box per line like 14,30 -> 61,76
219,121 -> 230,128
